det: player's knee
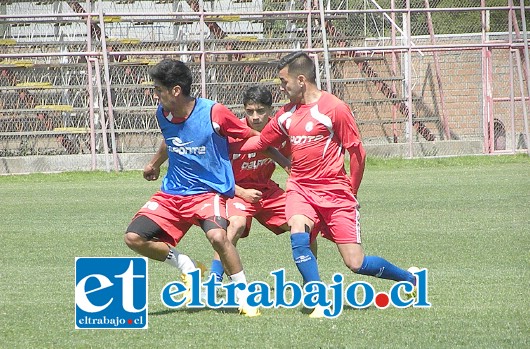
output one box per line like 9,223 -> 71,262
229,224 -> 245,242
206,229 -> 229,250
124,232 -> 145,250
345,257 -> 363,273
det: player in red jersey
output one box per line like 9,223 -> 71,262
231,52 -> 418,318
209,85 -> 317,283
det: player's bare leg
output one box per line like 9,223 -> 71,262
227,215 -> 248,244
124,232 -> 202,275
205,227 -> 260,317
335,243 -> 365,271
205,227 -> 243,275
124,215 -> 200,272
210,215 -> 247,282
336,242 -> 416,284
124,232 -> 169,261
124,231 -> 205,303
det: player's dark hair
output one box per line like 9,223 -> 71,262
277,52 -> 317,83
148,59 -> 192,96
242,85 -> 273,107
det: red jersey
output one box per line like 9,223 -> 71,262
229,119 -> 290,191
210,103 -> 255,139
260,91 -> 362,191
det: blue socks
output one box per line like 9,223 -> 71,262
357,255 -> 416,284
291,233 -> 320,284
210,259 -> 224,283
211,239 -> 414,286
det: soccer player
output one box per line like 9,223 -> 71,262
231,52 -> 418,318
209,85 -> 317,283
123,59 -> 260,317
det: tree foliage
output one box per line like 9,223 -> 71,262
260,0 -> 528,39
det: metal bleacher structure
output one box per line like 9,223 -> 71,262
0,0 -> 529,173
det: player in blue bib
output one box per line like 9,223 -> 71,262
124,59 -> 261,317
155,97 -> 236,197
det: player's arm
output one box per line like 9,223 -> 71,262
229,117 -> 286,154
347,143 -> 366,196
264,147 -> 291,174
335,103 -> 366,196
212,103 -> 257,139
144,140 -> 168,181
235,184 -> 262,203
228,135 -> 267,153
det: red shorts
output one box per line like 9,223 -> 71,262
285,186 -> 361,244
226,185 -> 287,237
132,191 -> 228,246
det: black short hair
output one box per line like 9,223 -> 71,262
242,85 -> 273,107
277,52 -> 316,83
148,59 -> 192,96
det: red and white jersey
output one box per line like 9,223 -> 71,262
260,91 -> 362,191
229,119 -> 290,191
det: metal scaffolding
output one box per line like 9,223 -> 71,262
0,0 -> 529,173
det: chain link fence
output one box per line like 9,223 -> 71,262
1,0 -> 529,174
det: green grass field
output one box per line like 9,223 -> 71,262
1,155 -> 529,348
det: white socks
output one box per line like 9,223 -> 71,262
164,248 -> 196,274
229,270 -> 249,303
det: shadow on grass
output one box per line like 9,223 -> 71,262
149,307 -> 240,316
343,305 -> 372,312
299,304 -> 373,316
